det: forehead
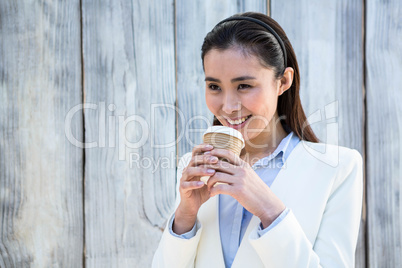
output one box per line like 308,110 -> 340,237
203,48 -> 272,78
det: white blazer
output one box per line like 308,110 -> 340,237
153,141 -> 363,268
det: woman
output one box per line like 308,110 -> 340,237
153,12 -> 363,268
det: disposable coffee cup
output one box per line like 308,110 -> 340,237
200,126 -> 245,185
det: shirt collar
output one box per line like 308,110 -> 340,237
252,131 -> 299,169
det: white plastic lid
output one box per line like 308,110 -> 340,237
203,126 -> 245,148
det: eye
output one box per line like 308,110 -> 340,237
238,84 -> 251,90
208,84 -> 221,91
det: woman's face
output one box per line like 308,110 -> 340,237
204,48 -> 284,145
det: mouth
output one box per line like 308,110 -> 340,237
225,115 -> 252,129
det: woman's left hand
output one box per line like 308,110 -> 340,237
205,148 -> 286,229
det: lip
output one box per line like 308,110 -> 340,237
225,115 -> 252,130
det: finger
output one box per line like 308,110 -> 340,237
189,153 -> 219,167
203,160 -> 237,175
192,143 -> 214,157
206,172 -> 233,191
182,166 -> 216,181
209,182 -> 232,197
208,148 -> 244,166
181,180 -> 205,192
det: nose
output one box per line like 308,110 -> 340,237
222,93 -> 241,115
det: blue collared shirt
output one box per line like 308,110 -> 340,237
169,131 -> 300,267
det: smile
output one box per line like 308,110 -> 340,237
226,115 -> 252,125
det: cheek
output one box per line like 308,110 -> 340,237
205,94 -> 219,113
250,93 -> 278,117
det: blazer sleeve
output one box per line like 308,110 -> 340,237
248,149 -> 363,267
152,153 -> 202,268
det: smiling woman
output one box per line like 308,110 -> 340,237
153,12 -> 363,268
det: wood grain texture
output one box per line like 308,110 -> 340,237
0,0 -> 83,267
176,0 -> 267,157
82,0 -> 176,266
366,0 -> 402,266
0,0 -> 399,266
270,0 -> 365,267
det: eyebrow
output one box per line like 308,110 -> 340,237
204,76 -> 256,83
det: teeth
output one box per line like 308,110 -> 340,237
228,115 -> 250,125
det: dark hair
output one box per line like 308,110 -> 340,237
201,12 -> 319,143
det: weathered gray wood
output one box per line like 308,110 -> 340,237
0,1 -> 83,267
366,0 -> 402,267
176,0 -> 267,158
0,0 -> 399,266
270,0 -> 365,267
82,0 -> 176,266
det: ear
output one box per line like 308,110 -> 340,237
278,67 -> 294,96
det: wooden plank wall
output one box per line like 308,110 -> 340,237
270,0 -> 365,267
0,0 -> 83,267
81,0 -> 176,267
1,0 -> 401,267
366,0 -> 402,267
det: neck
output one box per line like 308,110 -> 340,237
240,113 -> 288,164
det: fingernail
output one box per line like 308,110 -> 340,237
205,144 -> 213,149
204,151 -> 211,155
210,156 -> 218,162
207,169 -> 215,174
197,181 -> 204,186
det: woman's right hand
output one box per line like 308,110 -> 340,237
173,144 -> 218,235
